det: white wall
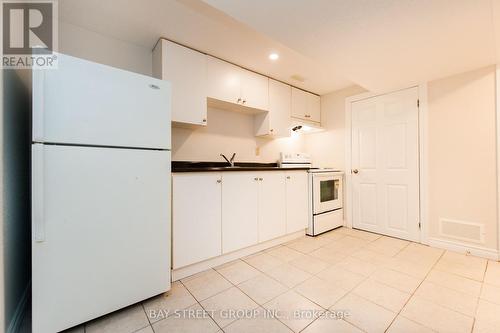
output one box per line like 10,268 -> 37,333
427,66 -> 498,252
172,108 -> 305,162
59,21 -> 152,76
305,85 -> 366,168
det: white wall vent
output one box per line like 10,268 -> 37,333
439,218 -> 485,244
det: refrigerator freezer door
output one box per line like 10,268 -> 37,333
32,53 -> 171,149
31,144 -> 171,333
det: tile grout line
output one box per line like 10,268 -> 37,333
384,248 -> 446,332
236,256 -> 326,332
301,228 -> 398,332
243,230 -> 360,332
179,278 -> 225,333
247,231 -> 426,333
171,229 -> 487,332
471,260 -> 490,333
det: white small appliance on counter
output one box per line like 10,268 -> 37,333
31,54 -> 172,333
279,152 -> 312,168
280,153 -> 344,236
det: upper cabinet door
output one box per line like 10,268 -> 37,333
268,79 -> 291,137
291,87 -> 308,120
153,40 -> 207,126
308,93 -> 321,123
206,56 -> 241,105
291,87 -> 320,123
240,69 -> 269,111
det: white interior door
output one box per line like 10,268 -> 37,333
351,87 -> 420,241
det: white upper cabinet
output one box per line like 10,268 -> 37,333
153,41 -> 320,134
207,56 -> 269,111
206,56 -> 241,105
291,87 -> 321,123
255,79 -> 291,137
308,93 -> 321,122
152,40 -> 207,126
240,68 -> 269,111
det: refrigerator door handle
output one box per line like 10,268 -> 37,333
32,144 -> 45,242
32,69 -> 45,142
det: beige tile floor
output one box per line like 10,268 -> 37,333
58,227 -> 500,333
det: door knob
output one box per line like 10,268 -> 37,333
352,169 -> 359,174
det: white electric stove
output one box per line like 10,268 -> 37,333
280,153 -> 344,236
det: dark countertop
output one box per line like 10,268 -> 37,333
172,161 -> 311,172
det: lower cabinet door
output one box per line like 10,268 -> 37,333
258,172 -> 287,242
286,171 -> 309,233
222,172 -> 259,253
172,173 -> 222,268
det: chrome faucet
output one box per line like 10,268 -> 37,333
220,153 -> 236,167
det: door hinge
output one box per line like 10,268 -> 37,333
418,222 -> 421,229
417,99 -> 420,108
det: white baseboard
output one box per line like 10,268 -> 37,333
427,237 -> 499,261
172,231 -> 305,281
7,281 -> 30,333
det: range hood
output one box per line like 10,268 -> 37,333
290,121 -> 324,134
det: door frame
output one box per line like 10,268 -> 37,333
344,84 -> 429,244
496,65 -> 500,260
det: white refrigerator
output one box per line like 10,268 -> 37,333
31,54 -> 172,333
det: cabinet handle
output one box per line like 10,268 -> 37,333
305,114 -> 311,118
202,118 -> 207,123
286,176 -> 291,179
270,129 -> 274,132
259,178 -> 263,181
242,100 -> 246,104
217,179 -> 222,183
237,98 -> 242,103
254,177 -> 259,181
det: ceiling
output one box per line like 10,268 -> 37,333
59,0 -> 351,94
60,0 -> 500,94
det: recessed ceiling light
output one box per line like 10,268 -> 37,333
269,53 -> 279,61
